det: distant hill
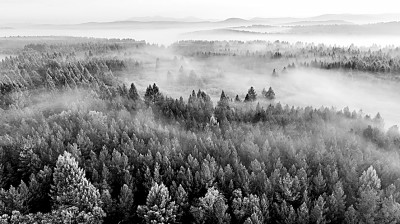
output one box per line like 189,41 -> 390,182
252,13 -> 400,25
126,16 -> 210,22
10,13 -> 400,31
251,17 -> 298,24
288,22 -> 400,35
218,18 -> 250,23
281,20 -> 353,26
310,13 -> 400,24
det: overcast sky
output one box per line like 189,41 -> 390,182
1,0 -> 399,24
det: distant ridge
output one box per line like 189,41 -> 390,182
280,20 -> 354,26
126,16 -> 213,22
252,13 -> 400,24
310,13 -> 400,23
219,18 -> 250,23
5,13 -> 400,28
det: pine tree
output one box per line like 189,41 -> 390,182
16,180 -> 29,214
128,83 -> 140,101
144,83 -> 161,104
0,181 -> 29,214
327,181 -> 346,223
137,182 -> 177,224
357,166 -> 381,224
175,184 -> 189,223
297,202 -> 309,224
247,87 -> 257,101
345,205 -> 358,224
220,90 -> 227,102
272,68 -> 278,77
231,189 -> 246,223
379,189 -> 400,223
145,84 -> 154,103
100,189 -> 115,221
260,194 -> 270,223
190,187 -> 231,224
51,151 -> 104,219
150,162 -> 159,183
118,184 -> 134,221
244,94 -> 251,102
311,195 -> 327,224
313,169 -> 326,197
266,87 -> 276,100
235,95 -> 241,102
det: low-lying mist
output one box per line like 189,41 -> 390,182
4,25 -> 400,47
275,69 -> 400,127
121,53 -> 400,128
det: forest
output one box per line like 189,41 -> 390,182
0,37 -> 400,223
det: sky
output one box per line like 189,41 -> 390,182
0,0 -> 399,24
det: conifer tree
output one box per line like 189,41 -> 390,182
313,169 -> 326,197
137,182 -> 177,224
327,181 -> 346,223
128,83 -> 140,101
235,95 -> 241,102
311,195 -> 327,224
118,184 -> 134,221
297,202 -> 309,224
175,184 -> 189,223
266,87 -> 276,100
345,205 -> 358,224
357,166 -> 381,224
220,90 -> 227,102
190,187 -> 231,224
247,87 -> 257,101
51,151 -> 104,219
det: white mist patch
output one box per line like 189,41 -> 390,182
274,69 -> 400,127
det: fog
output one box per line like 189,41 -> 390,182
120,50 -> 400,128
3,26 -> 400,47
275,69 -> 400,127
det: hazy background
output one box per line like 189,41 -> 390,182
1,0 -> 400,24
1,0 -> 400,47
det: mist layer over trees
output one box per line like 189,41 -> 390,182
0,37 -> 400,223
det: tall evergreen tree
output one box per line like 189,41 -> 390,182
311,195 -> 327,224
118,184 -> 134,222
190,187 -> 231,224
137,182 -> 177,224
265,87 -> 276,100
327,181 -> 346,223
128,83 -> 140,101
357,166 -> 381,224
51,151 -> 104,219
247,87 -> 257,101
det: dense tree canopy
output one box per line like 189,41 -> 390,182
0,38 -> 399,223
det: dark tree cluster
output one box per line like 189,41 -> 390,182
244,87 -> 257,102
262,87 -> 276,100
